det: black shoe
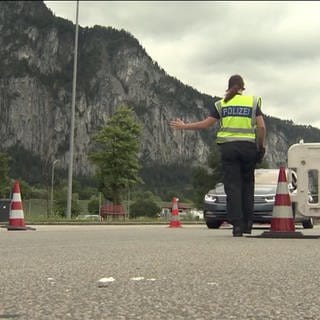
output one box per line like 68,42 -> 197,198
232,226 -> 243,237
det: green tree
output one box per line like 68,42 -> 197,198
191,141 -> 224,208
255,158 -> 269,169
88,198 -> 100,215
52,180 -> 82,217
54,190 -> 81,218
0,153 -> 11,198
89,105 -> 142,205
207,142 -> 224,182
192,166 -> 214,208
130,191 -> 161,218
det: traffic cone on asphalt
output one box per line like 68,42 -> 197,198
259,166 -> 303,238
168,197 -> 182,228
7,180 -> 35,231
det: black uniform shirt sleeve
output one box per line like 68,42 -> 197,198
208,103 -> 220,119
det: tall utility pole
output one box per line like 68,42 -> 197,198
66,0 -> 79,219
51,159 -> 60,216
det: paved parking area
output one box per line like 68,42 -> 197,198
1,224 -> 320,319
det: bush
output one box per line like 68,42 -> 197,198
53,198 -> 81,218
130,198 -> 160,218
88,198 -> 100,215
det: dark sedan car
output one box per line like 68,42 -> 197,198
203,169 -> 314,229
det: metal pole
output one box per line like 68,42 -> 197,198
66,0 -> 79,219
99,192 -> 102,221
127,186 -> 130,219
51,159 -> 59,216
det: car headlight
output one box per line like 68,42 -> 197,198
204,194 -> 217,202
264,196 -> 275,203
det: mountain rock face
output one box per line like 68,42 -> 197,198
1,1 -> 320,181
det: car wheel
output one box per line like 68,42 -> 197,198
302,218 -> 314,229
206,220 -> 223,229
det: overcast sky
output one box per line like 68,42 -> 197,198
44,1 -> 320,129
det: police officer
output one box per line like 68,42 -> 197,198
169,74 -> 266,237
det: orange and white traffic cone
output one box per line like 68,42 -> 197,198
259,166 -> 303,238
7,180 -> 35,231
168,197 -> 182,228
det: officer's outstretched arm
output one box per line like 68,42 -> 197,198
170,117 -> 216,130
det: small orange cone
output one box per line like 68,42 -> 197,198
7,180 -> 35,231
259,166 -> 303,238
168,197 -> 181,228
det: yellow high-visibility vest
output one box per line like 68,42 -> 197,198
215,95 -> 261,144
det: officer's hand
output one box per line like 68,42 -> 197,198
256,146 -> 266,163
169,118 -> 185,130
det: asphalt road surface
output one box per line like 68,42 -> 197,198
1,224 -> 320,320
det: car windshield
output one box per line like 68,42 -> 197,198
255,169 -> 297,187
209,169 -> 295,194
255,170 -> 280,185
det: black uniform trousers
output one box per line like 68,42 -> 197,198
219,141 -> 257,228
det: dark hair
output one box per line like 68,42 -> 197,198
224,74 -> 245,102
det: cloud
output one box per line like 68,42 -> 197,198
44,1 -> 320,128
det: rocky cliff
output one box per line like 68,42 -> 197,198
0,1 -> 320,183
